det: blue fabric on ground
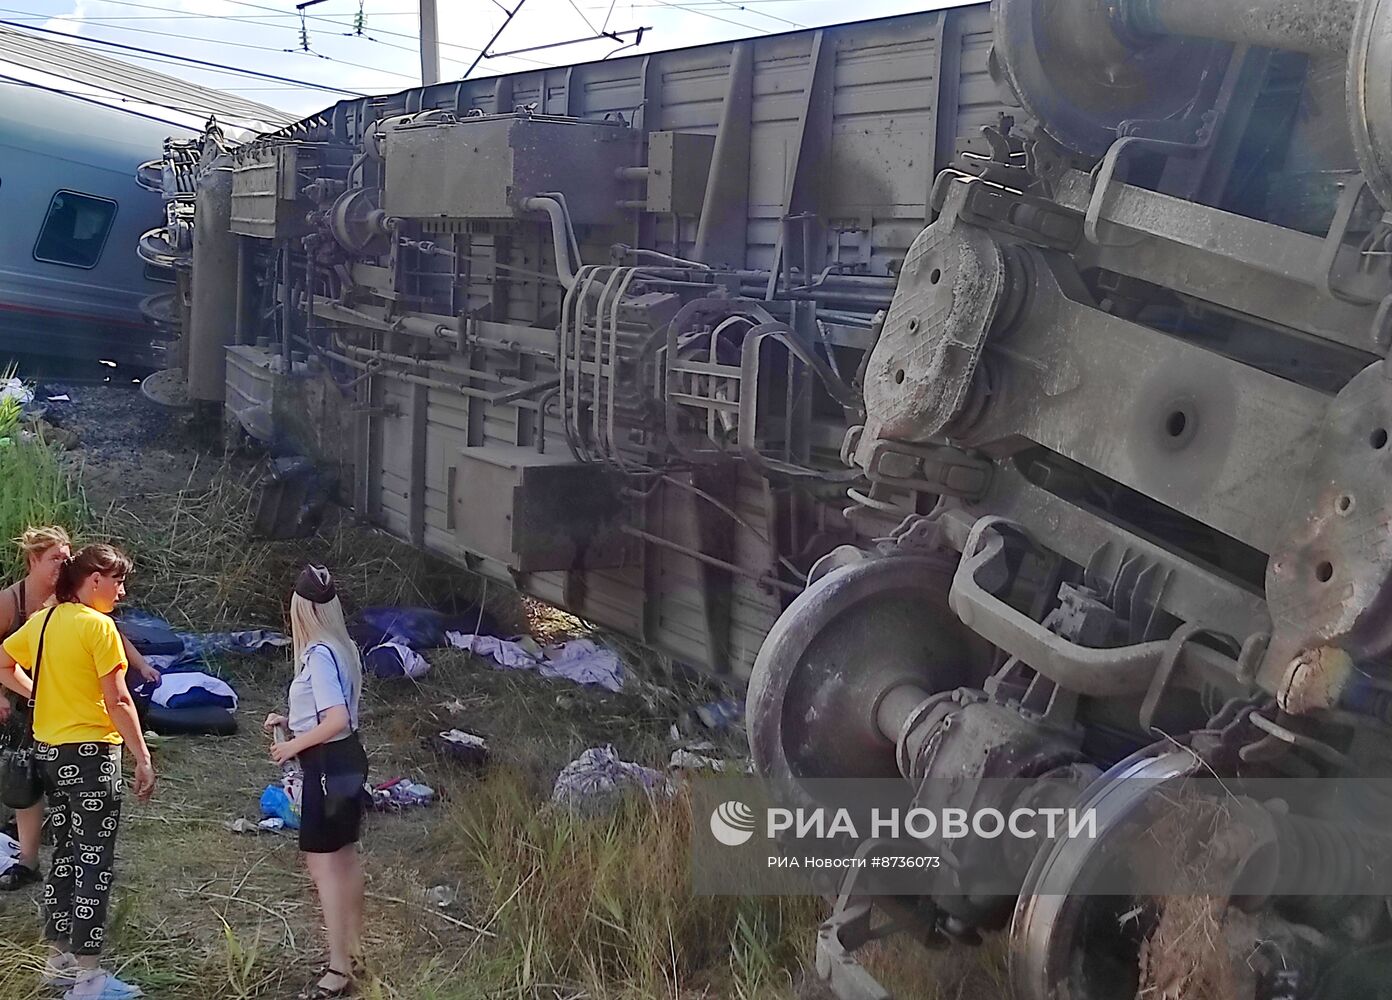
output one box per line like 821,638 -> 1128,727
364,641 -> 430,679
116,611 -> 288,671
115,621 -> 184,657
349,605 -> 500,650
148,671 -> 238,711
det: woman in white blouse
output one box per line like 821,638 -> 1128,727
263,565 -> 367,1000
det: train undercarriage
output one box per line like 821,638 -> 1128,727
145,0 -> 1392,996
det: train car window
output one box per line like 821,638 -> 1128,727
33,191 -> 117,269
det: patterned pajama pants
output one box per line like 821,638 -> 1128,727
37,742 -> 122,956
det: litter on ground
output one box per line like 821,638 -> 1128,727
550,745 -> 674,818
371,778 -> 435,811
430,729 -> 490,768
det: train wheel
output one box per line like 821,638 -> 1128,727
746,553 -> 986,811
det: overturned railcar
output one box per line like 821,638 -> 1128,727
152,0 -> 1392,996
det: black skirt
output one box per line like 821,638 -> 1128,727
298,733 -> 369,854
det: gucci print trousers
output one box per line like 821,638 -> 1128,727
37,741 -> 122,956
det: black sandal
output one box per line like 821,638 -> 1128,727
298,967 -> 353,999
0,863 -> 40,891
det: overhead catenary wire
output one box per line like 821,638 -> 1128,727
0,20 -> 300,126
0,72 -> 193,132
463,0 -> 528,79
637,0 -> 800,31
5,0 -> 562,89
0,10 -> 428,85
0,19 -> 370,96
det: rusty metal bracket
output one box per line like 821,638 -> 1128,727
862,438 -> 992,501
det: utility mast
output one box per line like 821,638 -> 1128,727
419,0 -> 440,85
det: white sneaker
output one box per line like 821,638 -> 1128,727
40,951 -> 79,987
62,970 -> 144,1000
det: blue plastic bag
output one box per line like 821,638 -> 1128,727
259,784 -> 300,829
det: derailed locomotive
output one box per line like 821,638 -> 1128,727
147,0 -> 1392,995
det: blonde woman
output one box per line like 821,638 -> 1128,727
0,544 -> 155,1000
263,565 -> 367,1000
0,528 -> 158,891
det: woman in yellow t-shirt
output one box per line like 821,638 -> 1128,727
0,528 -> 161,896
0,544 -> 155,1000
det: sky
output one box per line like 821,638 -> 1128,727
3,0 -> 974,120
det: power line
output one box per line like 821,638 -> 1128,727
678,0 -> 805,29
80,0 -> 475,61
620,0 -> 786,34
490,25 -> 648,59
0,11 -> 414,21
211,0 -> 556,63
564,0 -> 600,34
1,6 -> 314,57
464,0 -> 528,79
0,8 -> 426,83
0,72 -> 195,131
23,0 -> 488,79
108,0 -> 630,75
0,19 -> 370,96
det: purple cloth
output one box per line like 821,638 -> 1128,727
445,632 -> 624,692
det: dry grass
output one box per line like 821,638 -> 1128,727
0,459 -> 825,999
858,932 -> 1009,1000
88,461 -> 520,636
0,644 -> 819,999
1134,795 -> 1261,1000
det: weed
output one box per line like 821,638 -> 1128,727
444,768 -> 820,998
0,371 -> 87,579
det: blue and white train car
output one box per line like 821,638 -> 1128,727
0,82 -> 190,369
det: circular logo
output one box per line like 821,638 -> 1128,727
710,800 -> 757,846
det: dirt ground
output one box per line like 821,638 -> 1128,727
0,384 -> 1007,1000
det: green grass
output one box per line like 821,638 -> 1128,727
445,770 -> 821,999
0,423 -> 1016,1000
0,375 -> 88,580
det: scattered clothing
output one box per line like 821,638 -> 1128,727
348,605 -> 499,651
364,640 -> 430,680
0,830 -> 22,878
117,610 -> 288,673
141,671 -> 238,712
671,697 -> 745,740
669,746 -> 731,773
446,633 -> 538,669
445,632 -> 626,692
114,621 -> 183,657
550,745 -> 674,818
369,777 -> 435,811
540,640 -> 624,692
0,377 -> 36,420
